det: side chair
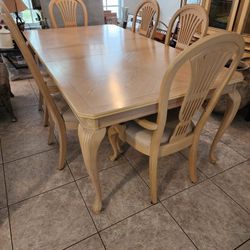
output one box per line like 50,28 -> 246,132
40,0 -> 88,126
165,4 -> 209,50
49,0 -> 88,28
108,32 -> 244,204
0,2 -> 78,170
132,0 -> 160,39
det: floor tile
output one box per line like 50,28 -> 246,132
181,131 -> 246,177
0,208 -> 12,250
77,163 -> 151,230
0,165 -> 7,209
129,152 -> 206,201
1,107 -> 54,163
5,149 -> 74,205
163,180 -> 250,250
0,105 -> 42,135
212,160 -> 250,212
220,133 -> 250,159
66,234 -> 105,250
100,204 -> 196,250
9,182 -> 96,250
236,240 -> 250,250
68,136 -> 127,180
10,79 -> 38,109
205,114 -> 250,159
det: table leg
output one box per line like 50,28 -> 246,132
78,125 -> 106,214
209,89 -> 241,163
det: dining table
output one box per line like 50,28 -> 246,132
24,25 -> 243,214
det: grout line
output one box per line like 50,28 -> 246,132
2,147 -> 57,165
203,127 -> 250,161
210,178 -> 250,215
7,180 -> 75,207
74,181 -> 107,250
206,158 -> 249,179
61,232 -> 100,250
97,203 -> 155,234
234,238 -> 250,250
179,147 -> 249,180
0,140 -> 14,250
161,201 -> 199,250
125,152 -> 208,203
67,156 -> 129,182
160,178 -> 208,202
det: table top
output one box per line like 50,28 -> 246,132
24,25 -> 243,120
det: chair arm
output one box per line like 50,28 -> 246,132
135,118 -> 158,131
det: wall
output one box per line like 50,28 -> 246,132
157,0 -> 181,24
122,0 -> 181,25
40,0 -> 104,26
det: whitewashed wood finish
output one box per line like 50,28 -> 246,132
132,0 -> 160,39
165,4 -> 208,50
49,0 -> 88,28
109,32 -> 244,204
24,25 -> 244,213
0,2 -> 78,170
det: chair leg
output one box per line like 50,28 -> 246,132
48,116 -> 55,145
38,90 -> 43,111
43,104 -> 49,127
149,155 -> 159,204
57,123 -> 67,170
188,144 -> 198,183
108,126 -> 120,161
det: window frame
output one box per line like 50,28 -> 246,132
21,0 -> 40,28
103,0 -> 122,19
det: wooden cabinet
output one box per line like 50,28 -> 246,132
183,0 -> 250,57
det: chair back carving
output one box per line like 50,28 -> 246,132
165,5 -> 208,50
49,0 -> 88,28
0,2 -> 66,138
132,0 -> 160,39
157,32 -> 244,146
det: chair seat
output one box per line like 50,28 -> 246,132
125,109 -> 194,149
52,93 -> 78,123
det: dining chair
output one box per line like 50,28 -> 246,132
165,4 -> 209,50
0,2 -> 78,170
108,32 -> 244,204
132,0 -> 160,39
49,0 -> 88,28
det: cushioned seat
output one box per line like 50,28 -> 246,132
125,112 -> 194,149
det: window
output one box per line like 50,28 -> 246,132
103,0 -> 121,18
20,0 -> 40,27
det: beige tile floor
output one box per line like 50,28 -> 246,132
0,79 -> 250,250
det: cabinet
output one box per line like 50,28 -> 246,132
182,0 -> 250,58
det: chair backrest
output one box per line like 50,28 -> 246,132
132,0 -> 160,39
49,0 -> 88,28
165,5 -> 208,50
0,2 -> 66,134
155,32 -> 244,147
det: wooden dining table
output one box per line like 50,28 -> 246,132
24,25 -> 243,214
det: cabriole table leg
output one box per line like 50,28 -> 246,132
209,89 -> 241,163
78,125 -> 106,214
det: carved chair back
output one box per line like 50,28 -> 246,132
49,0 -> 88,28
0,2 -> 66,161
157,32 -> 244,148
132,0 -> 160,39
165,4 -> 208,50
